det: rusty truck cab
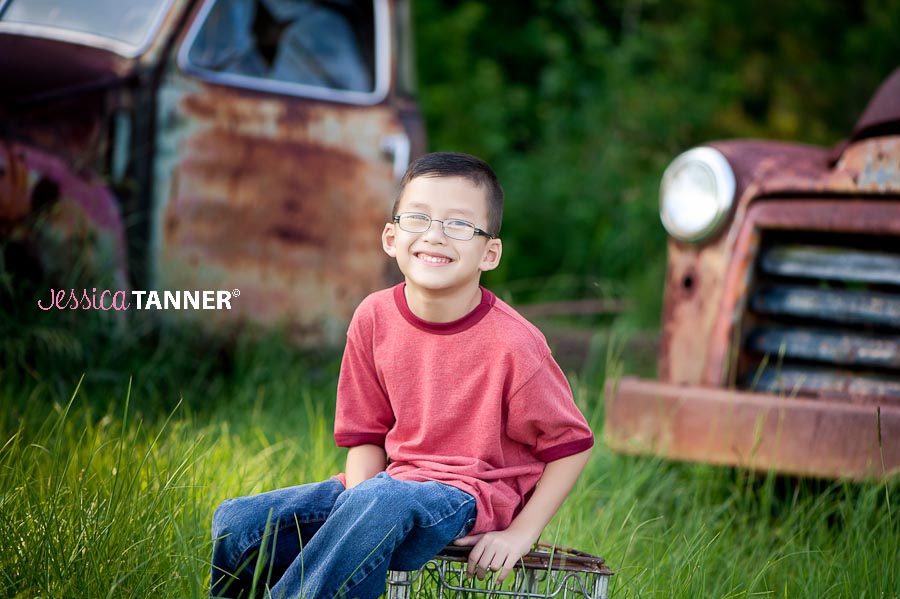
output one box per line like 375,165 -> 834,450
0,0 -> 421,343
605,67 -> 900,479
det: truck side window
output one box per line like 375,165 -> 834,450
186,0 -> 374,93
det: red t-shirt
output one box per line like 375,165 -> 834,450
334,284 -> 594,534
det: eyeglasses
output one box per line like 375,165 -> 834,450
393,212 -> 495,241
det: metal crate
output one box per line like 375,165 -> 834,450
386,543 -> 613,599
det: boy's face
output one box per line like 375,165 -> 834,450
382,175 -> 502,296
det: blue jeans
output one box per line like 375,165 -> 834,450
210,473 -> 477,599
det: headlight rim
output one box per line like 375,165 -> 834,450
659,146 -> 737,243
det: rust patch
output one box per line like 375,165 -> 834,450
0,142 -> 30,223
158,88 -> 401,344
269,225 -> 316,245
659,238 -> 732,384
839,137 -> 900,192
711,135 -> 900,201
168,129 -> 365,260
179,90 -> 293,136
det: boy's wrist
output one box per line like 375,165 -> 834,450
504,518 -> 544,547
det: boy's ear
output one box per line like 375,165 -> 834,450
382,222 -> 397,258
479,238 -> 502,272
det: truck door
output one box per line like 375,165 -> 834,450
153,0 -> 415,343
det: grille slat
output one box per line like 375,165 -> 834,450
745,326 -> 900,369
749,366 -> 900,403
751,284 -> 900,329
761,245 -> 900,285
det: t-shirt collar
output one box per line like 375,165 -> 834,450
393,283 -> 495,334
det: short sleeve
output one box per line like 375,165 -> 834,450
333,306 -> 395,448
506,355 -> 594,462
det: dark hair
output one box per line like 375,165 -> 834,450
393,152 -> 504,237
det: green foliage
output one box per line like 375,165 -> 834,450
413,0 -> 900,327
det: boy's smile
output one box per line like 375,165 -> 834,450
382,176 -> 502,321
416,252 -> 451,264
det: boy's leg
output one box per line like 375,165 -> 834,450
210,478 -> 345,598
387,503 -> 477,572
268,473 -> 476,599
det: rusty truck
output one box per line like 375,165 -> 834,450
605,67 -> 900,480
0,0 -> 421,343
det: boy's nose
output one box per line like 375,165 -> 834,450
421,220 -> 448,243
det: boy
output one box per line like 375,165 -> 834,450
210,152 -> 594,598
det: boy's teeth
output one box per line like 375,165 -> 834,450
420,254 -> 450,263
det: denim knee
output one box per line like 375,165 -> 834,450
212,496 -> 264,549
333,478 -> 410,531
211,497 -> 254,572
211,498 -> 237,540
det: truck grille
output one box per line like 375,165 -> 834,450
739,232 -> 900,402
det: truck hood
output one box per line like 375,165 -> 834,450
0,34 -> 134,107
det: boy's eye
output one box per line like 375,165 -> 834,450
445,220 -> 473,228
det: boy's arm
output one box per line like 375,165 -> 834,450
344,444 -> 387,489
453,447 -> 592,582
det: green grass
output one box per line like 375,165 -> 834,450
0,325 -> 897,599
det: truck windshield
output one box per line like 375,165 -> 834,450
0,0 -> 169,50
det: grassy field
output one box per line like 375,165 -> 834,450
1,324 -> 897,599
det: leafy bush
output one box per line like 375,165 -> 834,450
413,0 -> 900,327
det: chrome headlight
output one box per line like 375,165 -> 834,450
659,147 -> 736,243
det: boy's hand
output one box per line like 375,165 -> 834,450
452,448 -> 593,584
453,530 -> 535,583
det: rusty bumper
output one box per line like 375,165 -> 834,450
604,377 -> 899,479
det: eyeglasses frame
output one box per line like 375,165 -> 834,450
392,212 -> 496,240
